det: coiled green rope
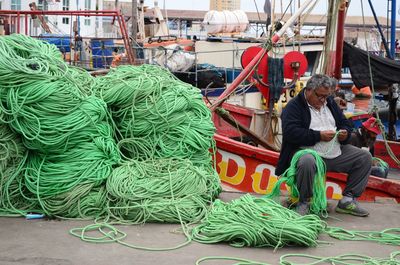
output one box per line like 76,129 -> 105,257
94,65 -> 216,166
0,35 -> 119,218
372,157 -> 389,171
267,149 -> 327,216
70,158 -> 219,250
0,35 -> 220,227
192,194 -> 326,249
106,158 -> 220,224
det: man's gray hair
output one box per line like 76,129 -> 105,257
305,74 -> 332,91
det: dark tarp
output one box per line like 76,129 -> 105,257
343,41 -> 400,88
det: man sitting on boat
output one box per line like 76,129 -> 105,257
349,117 -> 389,179
276,74 -> 372,217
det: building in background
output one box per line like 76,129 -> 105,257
209,0 -> 241,11
0,0 -> 104,37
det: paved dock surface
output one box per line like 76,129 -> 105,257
0,192 -> 399,265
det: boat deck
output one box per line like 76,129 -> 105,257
0,192 -> 399,265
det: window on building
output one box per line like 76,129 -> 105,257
62,0 -> 70,11
84,0 -> 91,26
11,0 -> 21,10
38,0 -> 49,11
84,0 -> 91,10
62,17 -> 69,24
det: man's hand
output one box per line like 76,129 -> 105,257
320,130 -> 336,141
338,129 -> 348,141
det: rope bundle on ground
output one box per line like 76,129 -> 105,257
0,35 -> 220,224
0,34 -> 119,218
0,126 -> 37,216
106,158 -> 220,224
94,65 -> 216,166
192,194 -> 326,248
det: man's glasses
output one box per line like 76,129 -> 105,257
313,90 -> 329,101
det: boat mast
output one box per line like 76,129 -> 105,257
390,0 -> 397,58
333,0 -> 349,79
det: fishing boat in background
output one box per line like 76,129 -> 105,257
213,102 -> 400,202
208,0 -> 400,203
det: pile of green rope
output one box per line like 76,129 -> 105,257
91,63 -> 221,223
94,65 -> 216,166
0,35 -> 220,224
0,34 -> 119,217
192,194 -> 326,249
106,158 -> 220,224
0,121 -> 37,216
267,149 -> 327,215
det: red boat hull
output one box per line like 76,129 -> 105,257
214,133 -> 400,203
375,140 -> 400,170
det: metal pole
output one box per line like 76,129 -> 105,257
390,0 -> 396,58
333,0 -> 348,79
132,0 -> 137,59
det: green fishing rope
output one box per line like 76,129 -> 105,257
325,226 -> 400,246
267,149 -> 327,215
279,251 -> 400,265
192,194 -> 326,249
70,158 -> 216,251
106,158 -> 220,224
195,251 -> 400,265
372,157 -> 389,170
0,35 -> 119,218
94,64 -> 216,166
196,256 -> 270,265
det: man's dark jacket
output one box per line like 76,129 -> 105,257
275,90 -> 352,176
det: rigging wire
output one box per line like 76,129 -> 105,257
360,0 -> 400,166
